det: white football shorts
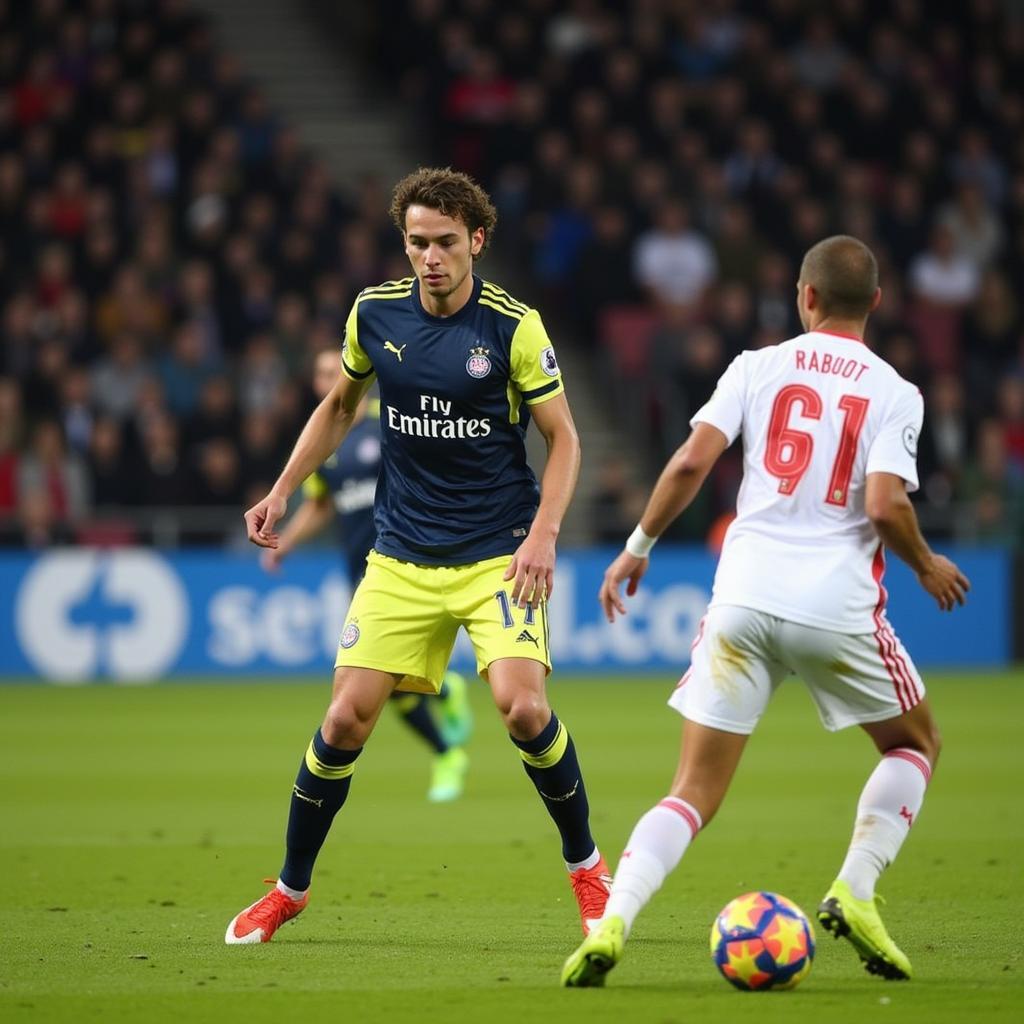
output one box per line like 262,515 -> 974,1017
667,604 -> 925,734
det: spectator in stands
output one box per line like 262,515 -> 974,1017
938,183 -> 1003,269
632,198 -> 716,308
238,331 -> 287,417
57,366 -> 94,457
185,375 -> 239,449
909,224 -> 982,309
192,437 -> 243,509
790,15 -> 847,91
960,419 -> 1020,544
15,487 -> 73,549
963,272 -> 1020,411
159,321 -> 218,419
90,332 -> 151,421
0,377 -> 22,521
917,374 -> 972,508
17,419 -> 89,526
137,413 -> 191,508
996,376 -> 1024,480
88,416 -> 137,507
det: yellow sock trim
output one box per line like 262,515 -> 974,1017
304,742 -> 356,780
519,721 -> 568,769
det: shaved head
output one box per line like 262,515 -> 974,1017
799,235 -> 879,319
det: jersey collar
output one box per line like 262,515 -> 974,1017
412,274 -> 482,326
810,328 -> 865,344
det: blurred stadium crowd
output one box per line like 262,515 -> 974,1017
375,0 -> 1024,545
1,0 -> 1022,549
0,0 -> 412,545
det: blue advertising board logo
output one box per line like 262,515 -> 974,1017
0,547 -> 1012,681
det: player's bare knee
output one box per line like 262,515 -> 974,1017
502,694 -> 551,740
322,699 -> 372,748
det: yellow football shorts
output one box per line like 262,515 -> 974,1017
334,550 -> 552,693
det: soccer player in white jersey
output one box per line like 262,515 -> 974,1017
562,236 -> 970,987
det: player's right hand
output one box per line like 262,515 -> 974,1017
244,492 -> 287,549
917,554 -> 970,612
599,550 -> 649,623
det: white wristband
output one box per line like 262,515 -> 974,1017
625,525 -> 657,558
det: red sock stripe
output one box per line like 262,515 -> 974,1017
657,798 -> 701,837
885,747 -> 932,784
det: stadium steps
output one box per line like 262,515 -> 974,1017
196,0 -> 621,544
196,0 -> 417,187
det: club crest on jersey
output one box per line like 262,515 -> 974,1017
339,621 -> 360,649
466,344 -> 491,379
540,346 -> 559,377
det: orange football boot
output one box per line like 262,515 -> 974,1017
569,856 -> 613,936
225,879 -> 308,944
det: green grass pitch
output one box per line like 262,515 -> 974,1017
1,670 -> 1021,1023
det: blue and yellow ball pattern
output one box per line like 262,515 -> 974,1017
710,891 -> 815,991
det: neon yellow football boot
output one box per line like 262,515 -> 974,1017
439,670 -> 473,747
561,915 -> 626,988
427,745 -> 468,802
818,879 -> 912,980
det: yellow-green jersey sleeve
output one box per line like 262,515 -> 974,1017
509,308 -> 564,406
301,471 -> 329,500
340,300 -> 375,381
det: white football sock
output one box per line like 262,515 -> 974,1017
566,847 -> 601,873
837,747 -> 931,900
604,797 -> 702,935
276,879 -> 307,901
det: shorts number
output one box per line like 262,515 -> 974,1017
764,385 -> 870,505
494,591 -> 535,629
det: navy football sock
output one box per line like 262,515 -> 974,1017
391,693 -> 449,754
280,729 -> 361,891
511,712 -> 595,864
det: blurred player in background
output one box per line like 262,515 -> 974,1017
261,348 -> 472,803
563,236 -> 969,986
229,167 -> 610,945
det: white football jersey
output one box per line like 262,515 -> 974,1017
692,329 -> 923,633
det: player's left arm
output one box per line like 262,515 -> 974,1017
599,423 -> 729,621
505,392 -> 581,607
504,308 -> 578,607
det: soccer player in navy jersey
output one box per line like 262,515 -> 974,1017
227,167 -> 610,945
261,348 -> 473,803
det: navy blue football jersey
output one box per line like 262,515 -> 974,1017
340,275 -> 564,565
302,412 -> 381,581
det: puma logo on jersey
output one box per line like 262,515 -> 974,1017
384,340 -> 406,361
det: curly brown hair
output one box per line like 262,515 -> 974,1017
389,167 -> 498,258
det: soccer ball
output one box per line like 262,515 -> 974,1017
710,891 -> 815,991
